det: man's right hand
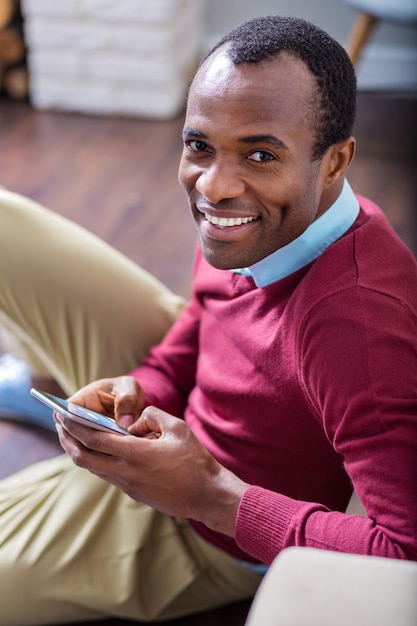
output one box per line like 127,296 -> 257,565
68,375 -> 146,430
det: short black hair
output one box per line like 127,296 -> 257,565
205,15 -> 357,159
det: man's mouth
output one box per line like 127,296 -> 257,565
202,212 -> 257,228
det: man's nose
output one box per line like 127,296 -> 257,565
195,162 -> 246,203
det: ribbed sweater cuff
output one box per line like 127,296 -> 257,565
236,485 -> 301,564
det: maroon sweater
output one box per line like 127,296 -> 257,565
132,197 -> 417,564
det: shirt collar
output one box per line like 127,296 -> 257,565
231,180 -> 360,287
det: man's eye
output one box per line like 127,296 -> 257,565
187,140 -> 208,152
248,151 -> 275,162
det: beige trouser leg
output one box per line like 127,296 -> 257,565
0,189 -> 261,623
0,187 -> 185,395
0,456 -> 261,625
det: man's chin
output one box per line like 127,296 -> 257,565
198,245 -> 249,272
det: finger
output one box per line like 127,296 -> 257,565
128,405 -> 175,438
58,414 -> 129,456
55,419 -> 88,460
111,376 -> 145,428
70,379 -> 115,414
55,421 -> 122,487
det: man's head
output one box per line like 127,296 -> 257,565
207,15 -> 357,160
178,16 -> 357,270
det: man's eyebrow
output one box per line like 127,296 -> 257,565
239,134 -> 289,151
182,127 -> 207,139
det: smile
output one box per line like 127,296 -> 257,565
203,213 -> 257,228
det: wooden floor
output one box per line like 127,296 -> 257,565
0,91 -> 416,625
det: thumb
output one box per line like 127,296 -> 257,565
128,405 -> 172,438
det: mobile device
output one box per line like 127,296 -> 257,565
30,388 -> 129,435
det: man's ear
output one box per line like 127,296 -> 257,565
321,136 -> 356,188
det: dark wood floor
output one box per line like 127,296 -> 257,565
0,91 -> 416,625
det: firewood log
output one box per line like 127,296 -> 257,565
0,25 -> 25,67
0,0 -> 17,31
3,62 -> 28,99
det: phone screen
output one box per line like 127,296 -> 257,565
30,388 -> 129,435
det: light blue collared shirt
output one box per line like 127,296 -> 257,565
232,180 -> 360,287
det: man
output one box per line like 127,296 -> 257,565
0,15 -> 416,625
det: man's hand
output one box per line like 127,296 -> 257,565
55,403 -> 249,538
67,375 -> 146,429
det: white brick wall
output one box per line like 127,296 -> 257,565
21,0 -> 205,118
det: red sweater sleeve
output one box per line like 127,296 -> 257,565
129,249 -> 206,416
129,293 -> 201,417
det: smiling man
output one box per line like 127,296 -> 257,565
0,15 -> 416,626
179,42 -> 353,270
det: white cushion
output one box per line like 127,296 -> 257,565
246,548 -> 417,626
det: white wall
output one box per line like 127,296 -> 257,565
203,0 -> 417,91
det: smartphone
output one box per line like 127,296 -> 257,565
30,388 -> 129,435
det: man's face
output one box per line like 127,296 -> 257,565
178,47 -> 333,270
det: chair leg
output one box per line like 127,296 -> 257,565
345,11 -> 378,65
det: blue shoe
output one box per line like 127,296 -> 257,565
0,354 -> 56,431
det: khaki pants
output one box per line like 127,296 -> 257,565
0,189 -> 261,625
0,187 -> 184,394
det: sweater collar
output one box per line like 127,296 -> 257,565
231,180 -> 360,288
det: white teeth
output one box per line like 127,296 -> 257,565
204,214 -> 256,228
